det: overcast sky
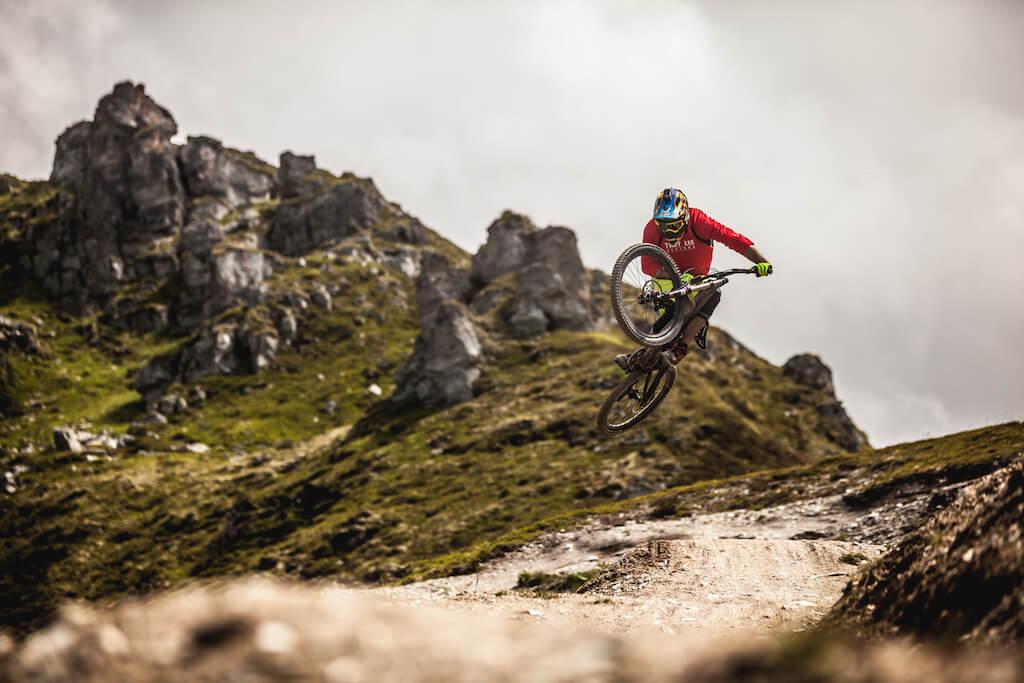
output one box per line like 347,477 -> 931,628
2,0 -> 1022,445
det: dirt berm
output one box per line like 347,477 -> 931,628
833,460 -> 1024,643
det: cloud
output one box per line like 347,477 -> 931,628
1,0 -> 1021,445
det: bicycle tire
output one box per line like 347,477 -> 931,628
610,243 -> 686,347
596,361 -> 677,434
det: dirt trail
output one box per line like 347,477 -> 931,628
380,497 -> 882,638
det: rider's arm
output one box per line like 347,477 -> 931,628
690,209 -> 753,254
693,209 -> 771,272
742,244 -> 769,265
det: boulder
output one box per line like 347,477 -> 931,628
73,81 -> 184,238
506,297 -> 549,338
0,316 -> 47,356
470,211 -> 535,286
132,356 -> 177,403
272,306 -> 298,343
515,256 -> 591,332
178,136 -> 276,208
278,152 -> 324,199
180,326 -> 243,382
392,301 -> 482,408
175,244 -> 266,329
415,251 -> 470,319
135,318 -> 284,402
266,179 -> 389,256
241,329 -> 279,373
783,354 -> 836,395
381,247 -> 421,279
52,427 -> 84,453
309,284 -> 332,310
210,249 -> 266,310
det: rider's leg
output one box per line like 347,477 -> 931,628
668,290 -> 721,364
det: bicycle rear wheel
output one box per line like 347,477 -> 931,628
596,361 -> 677,434
610,243 -> 685,347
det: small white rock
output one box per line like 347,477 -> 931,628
98,623 -> 130,655
367,384 -> 383,397
186,443 -> 210,454
255,620 -> 298,655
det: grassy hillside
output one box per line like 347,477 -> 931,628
1,178 -> 866,632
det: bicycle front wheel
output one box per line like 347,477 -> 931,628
596,361 -> 677,434
610,243 -> 685,347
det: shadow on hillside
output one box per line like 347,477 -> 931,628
345,398 -> 435,443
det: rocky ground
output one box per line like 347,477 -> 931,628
4,464 -> 1023,682
6,576 -> 1022,683
834,460 -> 1024,643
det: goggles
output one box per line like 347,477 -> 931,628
657,218 -> 687,235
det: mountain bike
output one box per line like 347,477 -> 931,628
596,243 -> 770,434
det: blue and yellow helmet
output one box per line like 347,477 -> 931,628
653,188 -> 690,236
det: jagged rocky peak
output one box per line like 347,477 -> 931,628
783,353 -> 835,395
50,81 -> 184,237
783,353 -> 868,452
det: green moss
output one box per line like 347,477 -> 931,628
516,569 -> 600,595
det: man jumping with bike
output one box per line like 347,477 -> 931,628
614,187 -> 773,372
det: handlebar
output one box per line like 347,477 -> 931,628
651,265 -> 771,302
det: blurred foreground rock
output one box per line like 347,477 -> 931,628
3,578 -> 1021,683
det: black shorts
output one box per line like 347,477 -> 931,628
652,289 -> 721,335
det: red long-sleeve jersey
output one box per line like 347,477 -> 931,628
641,208 -> 753,277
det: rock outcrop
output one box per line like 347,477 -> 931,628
0,315 -> 48,417
133,319 -> 280,405
29,81 -> 282,333
470,210 -> 535,286
267,172 -> 390,256
278,151 -> 326,199
470,212 -> 595,337
40,83 -> 185,305
392,252 -> 481,408
783,353 -> 868,452
782,354 -> 835,395
177,136 -> 276,208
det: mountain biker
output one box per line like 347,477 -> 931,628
615,187 -> 773,371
